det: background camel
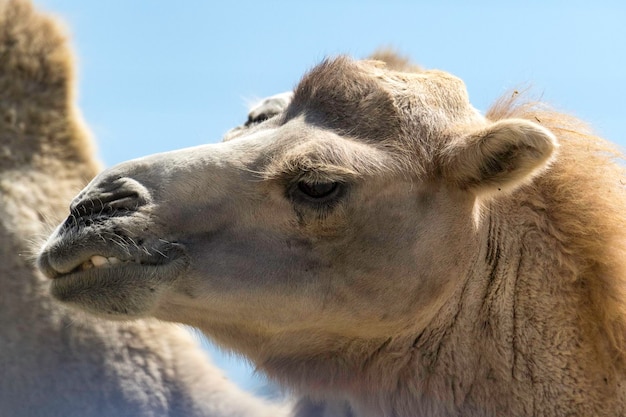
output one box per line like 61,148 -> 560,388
38,52 -> 626,417
0,1 -> 288,415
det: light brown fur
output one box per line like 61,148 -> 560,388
0,1 -> 287,415
37,44 -> 626,416
487,94 -> 626,356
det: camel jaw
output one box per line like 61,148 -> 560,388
38,226 -> 190,318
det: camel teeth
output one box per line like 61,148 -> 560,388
75,256 -> 130,273
75,256 -> 125,273
90,255 -> 108,267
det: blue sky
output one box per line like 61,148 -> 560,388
35,0 -> 626,394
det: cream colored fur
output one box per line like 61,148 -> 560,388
0,1 -> 287,416
35,15 -> 626,417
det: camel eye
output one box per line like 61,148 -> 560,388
245,112 -> 270,127
288,179 -> 346,208
296,181 -> 340,200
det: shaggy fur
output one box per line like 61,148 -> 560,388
36,22 -> 626,417
487,93 -> 626,356
0,1 -> 287,416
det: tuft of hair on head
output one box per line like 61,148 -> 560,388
366,48 -> 423,72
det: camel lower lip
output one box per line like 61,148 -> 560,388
51,262 -> 171,292
49,256 -> 189,317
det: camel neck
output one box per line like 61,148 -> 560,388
272,198 -> 626,416
394,199 -> 626,416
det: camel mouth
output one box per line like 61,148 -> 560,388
60,251 -> 182,277
40,241 -> 190,317
49,254 -> 188,284
42,245 -> 162,277
73,255 -> 134,273
39,230 -> 189,281
41,241 -> 187,279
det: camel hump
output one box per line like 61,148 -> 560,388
0,0 -> 98,175
0,0 -> 73,111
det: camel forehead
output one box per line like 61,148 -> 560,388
285,57 -> 481,142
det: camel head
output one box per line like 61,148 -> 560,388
37,57 -> 556,364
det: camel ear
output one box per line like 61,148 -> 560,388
443,119 -> 557,196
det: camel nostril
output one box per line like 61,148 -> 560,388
68,177 -> 151,220
72,191 -> 140,217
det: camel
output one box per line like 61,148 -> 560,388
37,33 -> 626,417
0,1 -> 288,415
